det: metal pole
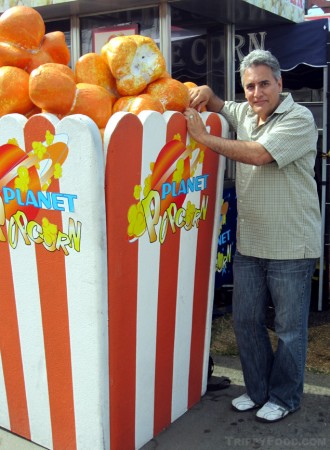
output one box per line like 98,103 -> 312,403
70,15 -> 80,70
225,23 -> 236,180
159,1 -> 171,74
225,23 -> 235,101
318,65 -> 328,311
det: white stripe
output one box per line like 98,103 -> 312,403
135,112 -> 165,449
0,115 -> 25,435
171,226 -> 198,421
135,237 -> 160,449
201,116 -> 229,395
0,114 -> 27,148
171,151 -> 203,421
9,242 -> 53,449
56,116 -> 109,450
202,156 -> 226,395
0,353 -> 10,430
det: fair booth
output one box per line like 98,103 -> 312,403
0,2 -> 308,450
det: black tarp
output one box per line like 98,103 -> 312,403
171,18 -> 329,92
235,18 -> 328,71
235,18 -> 329,90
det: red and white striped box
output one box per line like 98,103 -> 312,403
0,110 -> 228,450
104,110 -> 227,450
0,113 -> 109,450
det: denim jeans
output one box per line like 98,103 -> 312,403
232,252 -> 317,411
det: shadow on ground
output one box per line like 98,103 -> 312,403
142,355 -> 330,450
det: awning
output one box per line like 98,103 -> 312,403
235,18 -> 329,72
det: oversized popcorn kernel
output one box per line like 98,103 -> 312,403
102,34 -> 167,96
75,52 -> 118,97
0,5 -> 45,50
41,31 -> 70,64
145,77 -> 190,112
113,93 -> 164,115
0,42 -> 30,69
184,81 -> 198,89
29,63 -> 76,115
70,83 -> 114,129
26,31 -> 71,73
0,6 -> 70,73
0,66 -> 34,116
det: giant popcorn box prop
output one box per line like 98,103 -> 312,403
0,113 -> 108,450
0,110 -> 228,450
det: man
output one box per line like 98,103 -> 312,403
184,49 -> 321,422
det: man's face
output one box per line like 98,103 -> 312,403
243,64 -> 282,122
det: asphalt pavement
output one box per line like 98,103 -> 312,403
141,354 -> 330,450
0,355 -> 329,450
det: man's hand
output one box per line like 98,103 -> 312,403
184,108 -> 209,144
184,107 -> 273,166
188,85 -> 224,113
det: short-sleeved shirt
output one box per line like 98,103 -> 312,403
221,93 -> 321,259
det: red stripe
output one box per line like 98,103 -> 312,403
24,115 -> 57,153
188,113 -> 223,407
153,232 -> 180,435
35,206 -> 76,450
25,117 -> 77,450
105,114 -> 143,450
154,113 -> 187,435
0,232 -> 30,439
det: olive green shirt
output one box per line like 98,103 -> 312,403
221,93 -> 321,259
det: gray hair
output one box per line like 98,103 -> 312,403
239,49 -> 281,85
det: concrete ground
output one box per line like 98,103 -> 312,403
142,355 -> 330,450
1,355 -> 329,450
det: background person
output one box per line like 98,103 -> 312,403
184,49 -> 321,423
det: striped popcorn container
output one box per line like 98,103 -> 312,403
0,110 -> 228,450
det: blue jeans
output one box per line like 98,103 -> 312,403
232,252 -> 317,411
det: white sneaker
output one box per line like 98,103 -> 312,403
256,401 -> 289,422
232,393 -> 259,412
